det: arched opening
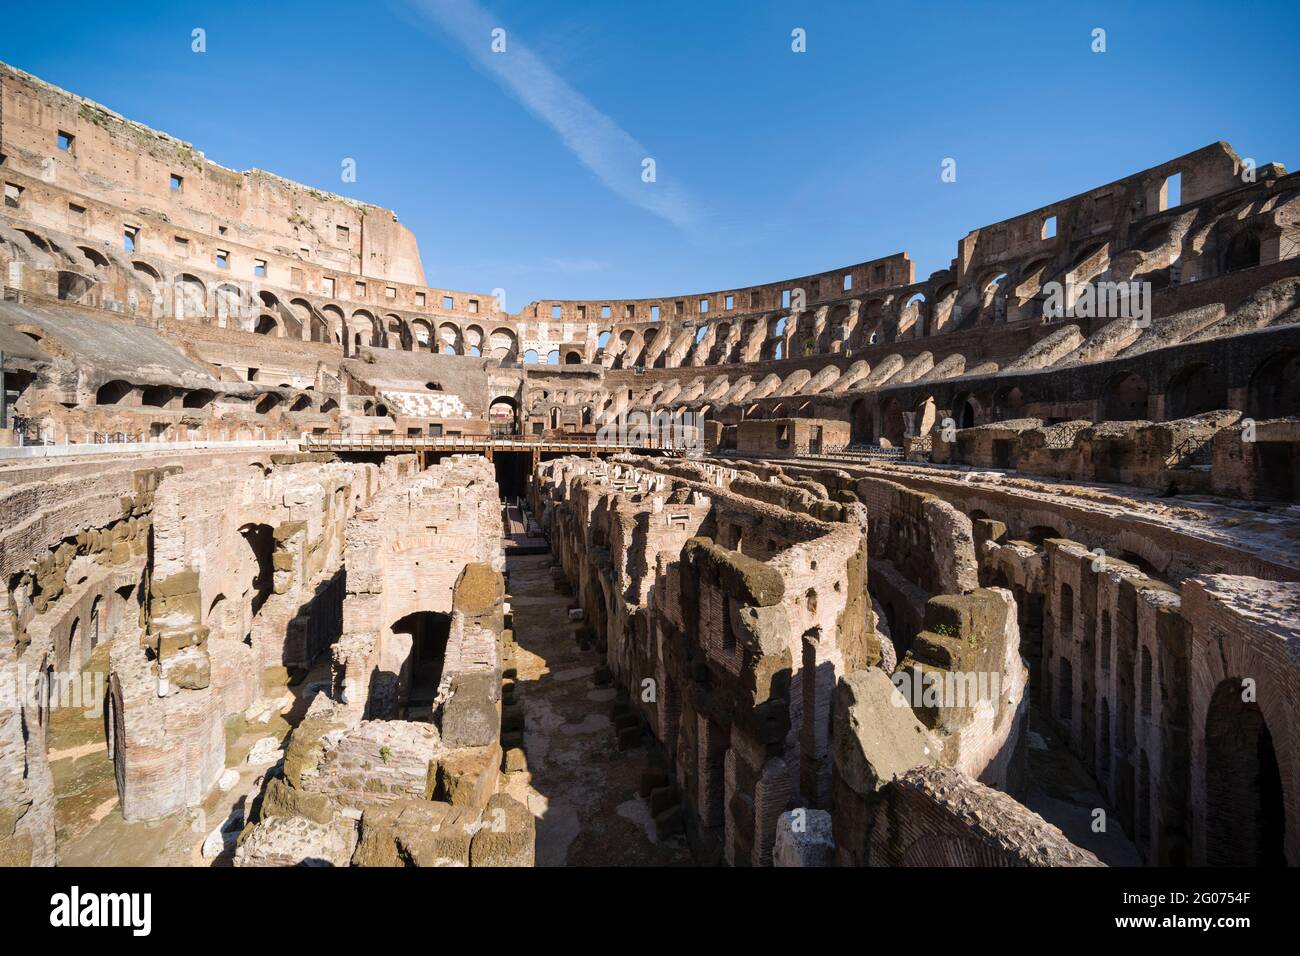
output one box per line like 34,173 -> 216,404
1059,582 -> 1075,644
239,523 -> 276,619
1103,371 -> 1149,421
255,393 -> 282,415
546,349 -> 561,366
879,397 -> 905,447
1057,657 -> 1073,724
463,325 -> 484,357
183,389 -> 215,409
992,386 -> 1024,422
392,611 -> 452,714
411,320 -> 433,350
96,380 -> 133,405
850,398 -> 870,445
1204,678 -> 1286,866
67,617 -> 82,670
523,349 -> 539,365
1024,525 -> 1063,546
490,328 -> 518,362
979,273 -> 1009,324
255,314 -> 279,336
914,395 -> 937,437
900,293 -> 927,338
141,384 -> 173,408
214,284 -> 242,326
1165,363 -> 1225,419
957,395 -> 978,430
174,274 -> 207,320
132,260 -> 161,283
58,270 -> 95,303
438,323 -> 460,355
352,310 -> 378,348
489,396 -> 519,437
89,596 -> 103,651
386,315 -> 409,351
565,351 -> 582,365
1223,230 -> 1261,273
1247,349 -> 1300,419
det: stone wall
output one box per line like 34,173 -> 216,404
233,455 -> 530,867
533,452 -> 1042,865
109,454 -> 381,821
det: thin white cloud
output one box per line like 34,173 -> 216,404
405,0 -> 702,230
466,254 -> 610,275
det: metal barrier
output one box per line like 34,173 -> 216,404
1166,433 -> 1214,468
0,438 -> 297,460
802,443 -> 905,461
301,432 -> 701,453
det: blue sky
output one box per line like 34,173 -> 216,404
3,0 -> 1297,306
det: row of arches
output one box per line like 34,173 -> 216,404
968,496 -> 1290,865
92,379 -> 334,415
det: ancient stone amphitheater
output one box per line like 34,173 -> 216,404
1,59 -> 1296,869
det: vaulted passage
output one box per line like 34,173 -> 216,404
391,610 -> 451,715
1204,679 -> 1286,866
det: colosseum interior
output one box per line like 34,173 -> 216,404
1,56 -> 1297,872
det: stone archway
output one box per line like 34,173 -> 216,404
1204,678 -> 1286,866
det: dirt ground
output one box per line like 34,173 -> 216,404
500,552 -> 693,867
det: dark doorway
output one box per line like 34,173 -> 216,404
1255,443 -> 1300,500
1204,678 -> 1286,866
1165,363 -> 1224,419
958,397 -> 977,429
850,398 -> 870,445
1104,372 -> 1149,421
393,611 -> 452,713
1248,351 -> 1300,419
240,523 -> 276,617
494,452 -> 531,500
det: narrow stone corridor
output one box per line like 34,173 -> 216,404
501,550 -> 693,867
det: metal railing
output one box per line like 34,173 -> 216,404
1044,420 -> 1089,450
300,432 -> 696,452
814,443 -> 905,461
1166,432 -> 1214,468
715,442 -> 904,461
0,438 -> 297,460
